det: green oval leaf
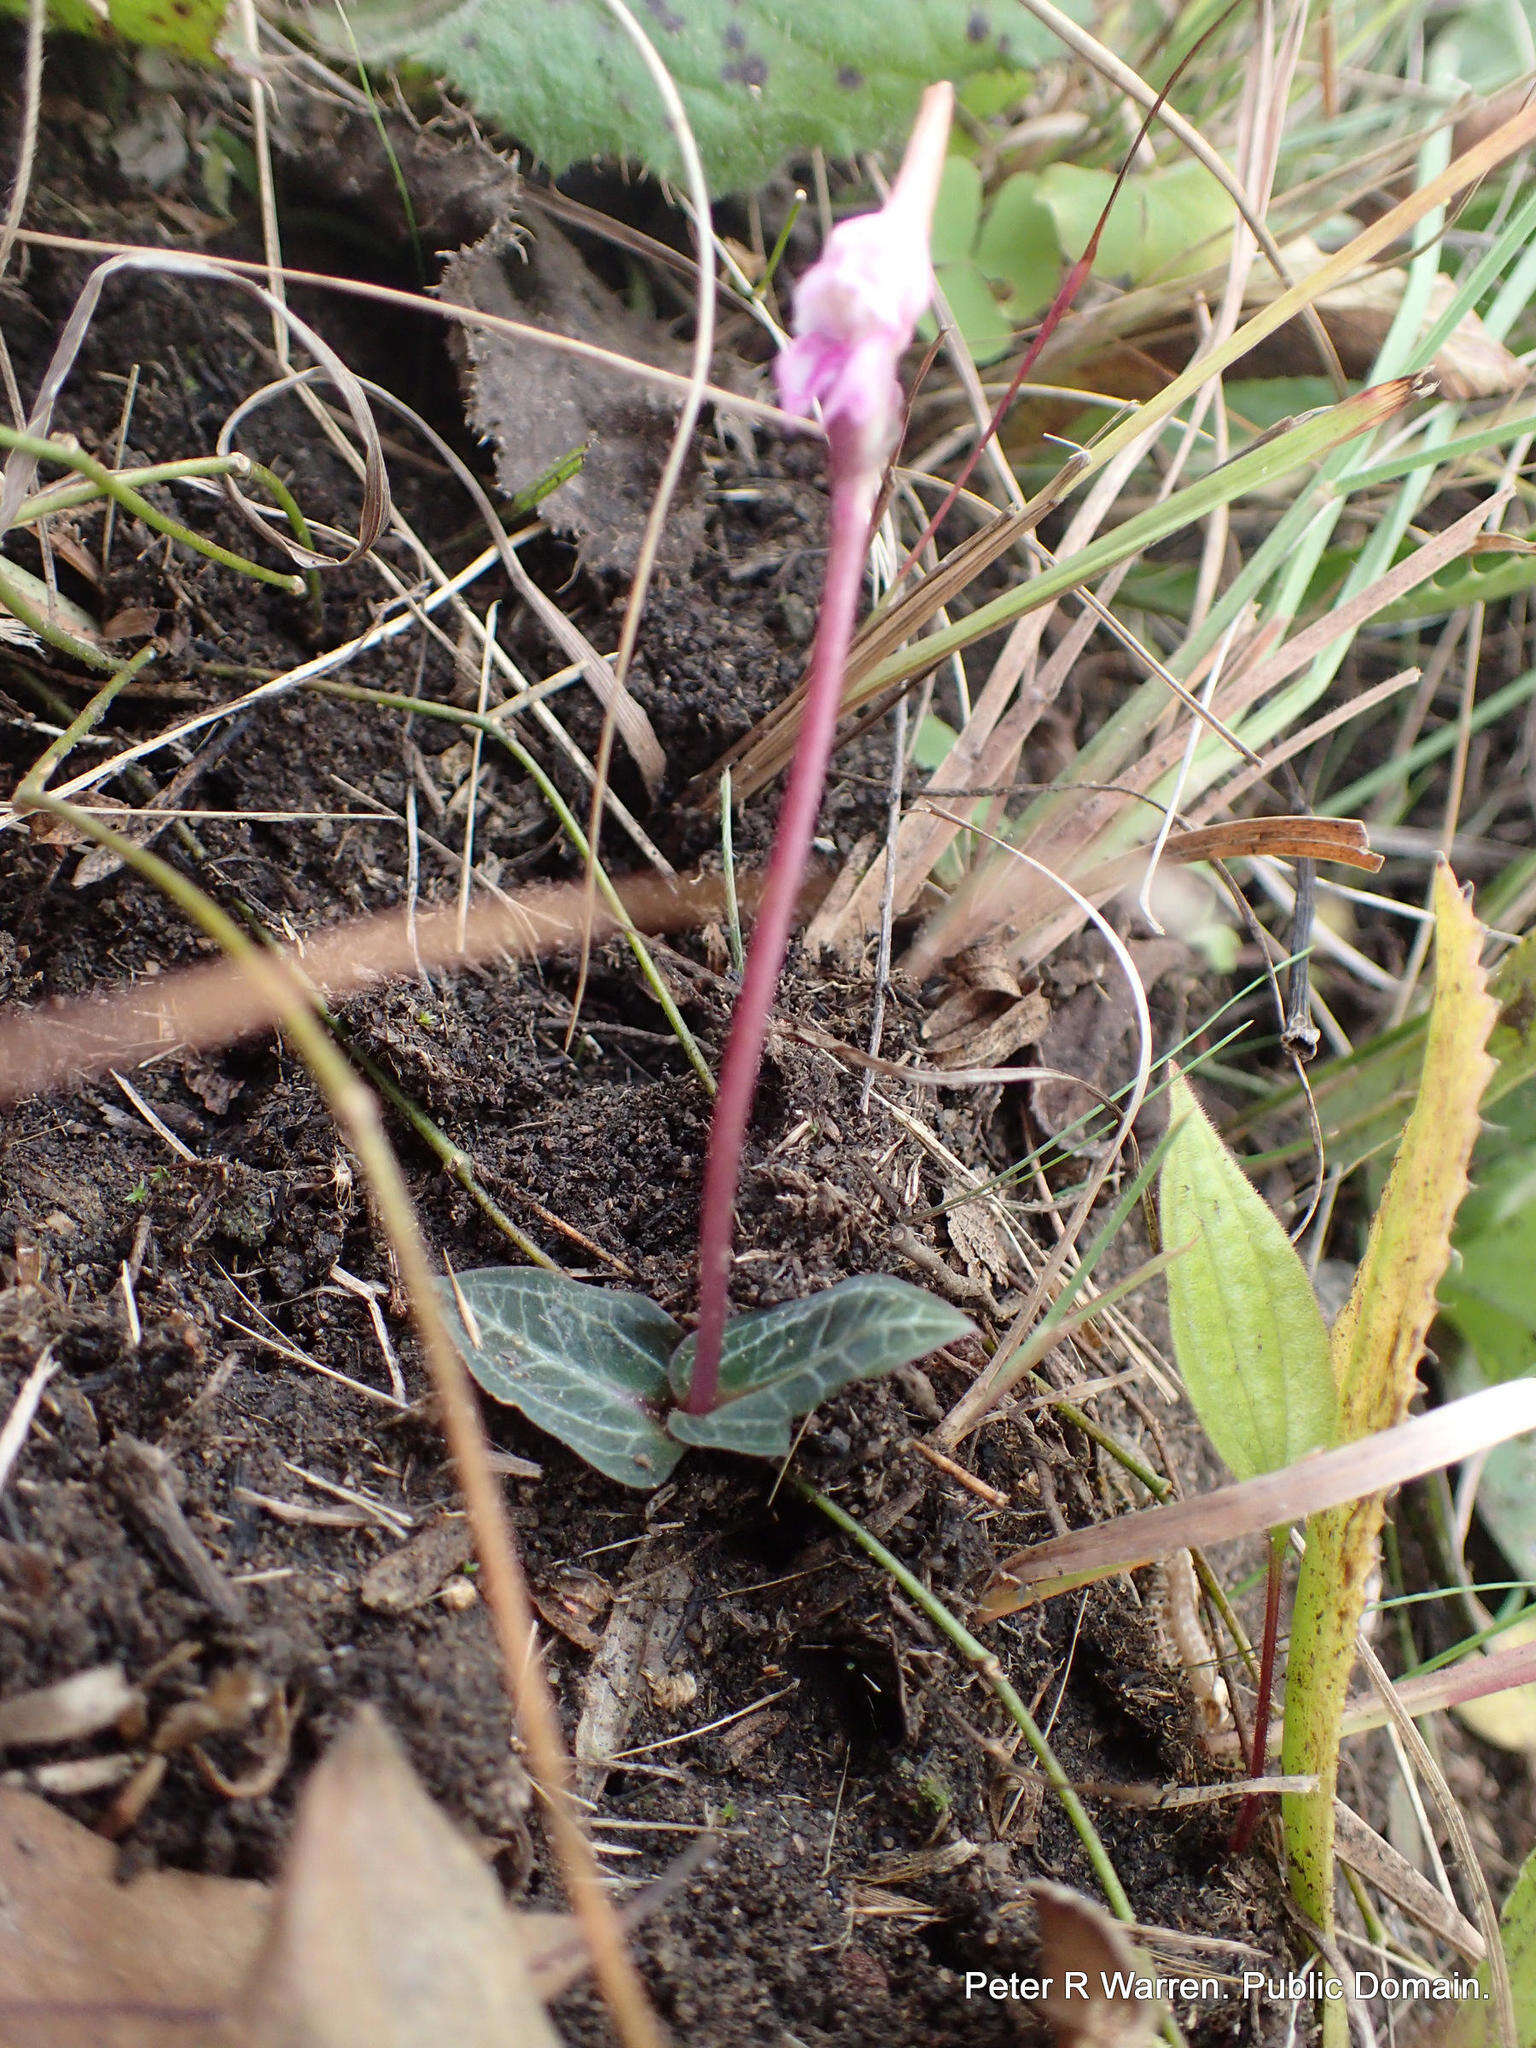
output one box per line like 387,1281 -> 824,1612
666,1276 -> 974,1458
1035,159 -> 1234,287
1159,1073 -> 1336,1481
931,155 -> 983,268
436,1268 -> 682,1489
973,170 -> 1059,313
931,260 -> 1018,366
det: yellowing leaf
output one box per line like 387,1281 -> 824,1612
1159,1071 -> 1336,1482
1284,865 -> 1499,1951
1331,865 -> 1500,1436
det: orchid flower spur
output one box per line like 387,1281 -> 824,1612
686,83 -> 953,1416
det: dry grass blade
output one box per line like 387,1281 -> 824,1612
709,499 -> 1063,807
1075,94 -> 1536,485
933,814 -> 1151,1444
1205,490 -> 1512,736
0,0 -> 43,283
0,866 -> 745,1106
1350,1635 -> 1513,2048
573,0 -> 718,1027
241,363 -> 666,792
1012,0 -> 1346,393
1074,819 -> 1384,909
1331,1804 -> 1485,1966
979,1380 -> 1536,1616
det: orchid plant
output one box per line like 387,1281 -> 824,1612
443,86 -> 975,1487
688,80 -> 955,1412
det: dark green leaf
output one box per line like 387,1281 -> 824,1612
666,1277 -> 974,1458
436,1268 -> 682,1489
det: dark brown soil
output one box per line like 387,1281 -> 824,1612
0,39 -> 1517,2048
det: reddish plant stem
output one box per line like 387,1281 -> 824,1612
688,424 -> 876,1414
1231,1526 -> 1287,1854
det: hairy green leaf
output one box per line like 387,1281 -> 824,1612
4,0 -> 226,57
1159,1072 -> 1336,1483
666,1277 -> 974,1458
301,0 -> 1079,189
437,1268 -> 681,1489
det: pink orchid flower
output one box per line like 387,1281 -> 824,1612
686,84 -> 953,1415
775,85 -> 952,483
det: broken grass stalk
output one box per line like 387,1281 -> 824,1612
688,82 -> 953,1413
0,423 -> 308,593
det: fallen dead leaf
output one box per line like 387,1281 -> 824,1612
1033,940 -> 1185,1142
1028,1882 -> 1158,2048
0,1716 -> 595,2048
530,1565 -> 613,1654
999,235 -> 1525,448
1280,250 -> 1527,401
359,1515 -> 476,1615
234,1708 -> 565,2048
574,1553 -> 693,1801
944,1193 -> 1018,1292
440,222 -> 706,575
0,1783 -> 268,2048
922,938 -> 1051,1070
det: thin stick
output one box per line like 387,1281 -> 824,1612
457,600 -> 497,953
0,1348 -> 56,1497
570,0 -> 718,1038
0,0 -> 44,283
861,690 -> 908,1118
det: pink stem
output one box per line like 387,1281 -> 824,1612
687,428 -> 876,1414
